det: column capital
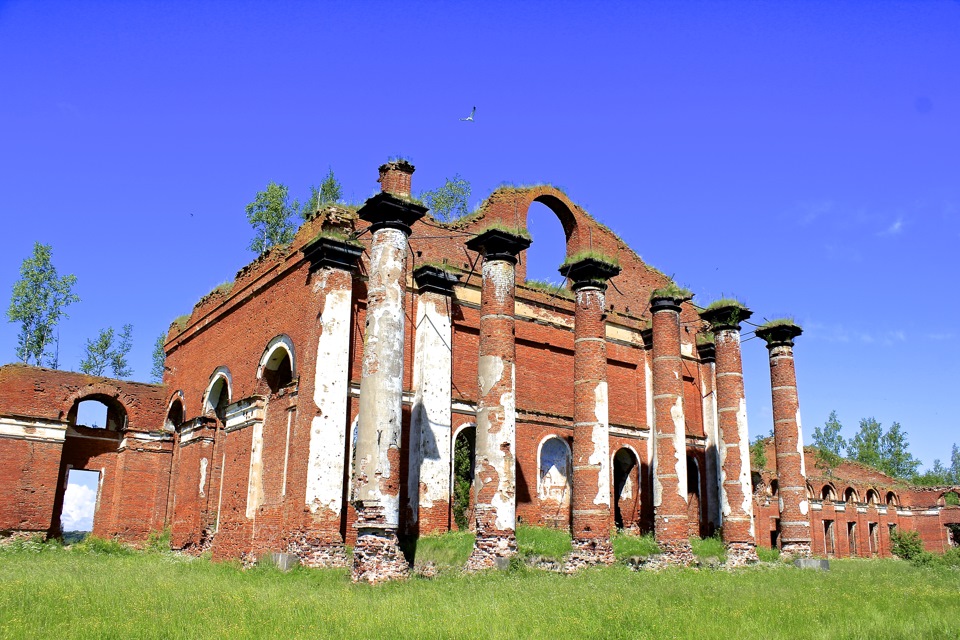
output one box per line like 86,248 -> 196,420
650,284 -> 693,314
558,256 -> 621,291
358,192 -> 427,236
700,301 -> 752,332
302,234 -> 364,272
756,320 -> 803,349
696,338 -> 716,363
413,264 -> 461,296
465,227 -> 531,264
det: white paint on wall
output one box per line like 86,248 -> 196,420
199,458 -> 208,498
305,285 -> 352,514
590,381 -> 611,506
671,396 -> 688,502
245,419 -> 264,519
408,295 -> 453,520
736,397 -> 755,537
796,409 -> 807,478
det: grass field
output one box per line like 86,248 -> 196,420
1,537 -> 958,639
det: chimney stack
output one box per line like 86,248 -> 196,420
378,160 -> 415,198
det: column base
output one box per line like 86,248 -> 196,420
780,541 -> 812,560
565,537 -> 615,572
643,539 -> 695,569
351,528 -> 409,584
286,531 -> 349,569
724,542 -> 759,568
465,531 -> 517,572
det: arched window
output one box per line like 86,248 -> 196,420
865,489 -> 880,505
770,479 -> 779,497
258,335 -> 296,394
538,436 -> 571,500
844,487 -> 859,504
940,491 -> 959,507
68,396 -> 126,431
886,491 -> 899,507
821,484 -> 837,502
806,483 -> 815,499
165,398 -> 184,432
203,368 -> 232,421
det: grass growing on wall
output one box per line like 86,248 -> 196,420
2,545 -> 960,639
516,524 -> 573,560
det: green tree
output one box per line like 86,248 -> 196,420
301,168 -> 343,220
79,327 -> 114,376
812,410 -> 846,472
847,417 -> 883,470
879,421 -> 920,479
246,181 -> 299,254
914,459 -> 952,486
421,174 -> 471,221
110,324 -> 133,379
151,333 -> 166,383
7,242 -> 80,367
452,435 -> 472,530
949,444 -> 960,484
749,434 -> 768,469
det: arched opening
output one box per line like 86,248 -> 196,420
844,487 -> 859,504
69,397 -> 125,431
537,436 -> 571,529
165,399 -> 184,432
770,479 -> 779,497
865,489 -> 880,505
60,468 -> 100,542
523,200 -> 570,289
613,447 -> 640,532
203,372 -> 231,422
940,490 -> 960,507
686,455 -> 701,537
807,483 -> 815,499
821,484 -> 837,502
259,336 -> 296,394
452,426 -> 476,531
886,491 -> 899,507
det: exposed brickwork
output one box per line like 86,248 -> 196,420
756,325 -> 811,557
2,162 -> 954,571
650,297 -> 692,563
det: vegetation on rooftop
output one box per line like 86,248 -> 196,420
560,249 -> 620,269
650,282 -> 693,302
695,330 -> 715,345
704,297 -> 747,310
757,317 -> 800,331
474,221 -> 532,240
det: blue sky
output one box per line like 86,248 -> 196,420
1,0 -> 958,471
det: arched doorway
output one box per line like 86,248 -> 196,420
613,447 -> 640,532
452,426 -> 475,531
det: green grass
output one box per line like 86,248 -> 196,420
612,532 -> 660,558
704,297 -> 747,310
757,317 -> 800,330
516,524 -> 573,560
473,221 -> 533,240
690,536 -> 727,563
559,249 -> 620,268
756,545 -> 781,563
402,531 -> 475,569
650,282 -> 693,302
1,546 -> 958,639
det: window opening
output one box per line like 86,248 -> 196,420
61,469 -> 100,541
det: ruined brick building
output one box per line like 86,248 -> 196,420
2,162 -> 957,580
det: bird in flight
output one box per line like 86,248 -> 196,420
460,106 -> 476,122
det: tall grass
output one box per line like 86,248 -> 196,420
516,524 -> 573,560
1,546 -> 958,638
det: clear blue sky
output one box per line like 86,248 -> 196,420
2,0 -> 958,470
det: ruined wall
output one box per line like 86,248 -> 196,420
0,365 -> 167,541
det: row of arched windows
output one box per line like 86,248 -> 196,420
164,334 -> 297,431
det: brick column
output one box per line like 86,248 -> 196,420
756,321 -> 811,558
696,339 -> 722,534
701,303 -> 758,566
351,161 -> 426,583
464,227 -> 530,571
407,264 -> 460,535
291,234 -> 362,568
560,257 -> 621,569
650,291 -> 694,565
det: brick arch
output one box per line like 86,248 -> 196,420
821,483 -> 838,501
865,488 -> 881,505
201,367 -> 232,417
165,390 -> 185,432
937,488 -> 960,506
61,383 -> 137,431
844,486 -> 860,503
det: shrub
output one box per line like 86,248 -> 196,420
73,535 -> 133,556
145,528 -> 171,553
890,529 -> 926,561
